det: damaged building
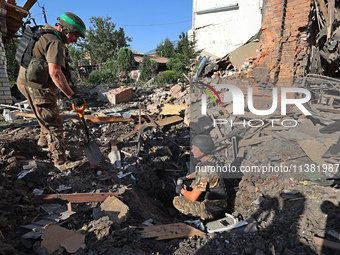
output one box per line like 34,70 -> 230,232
0,0 -> 36,104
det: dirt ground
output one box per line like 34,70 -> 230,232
1,83 -> 340,255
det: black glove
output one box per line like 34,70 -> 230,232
69,94 -> 84,107
178,176 -> 188,182
175,183 -> 184,195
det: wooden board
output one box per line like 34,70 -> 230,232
13,112 -> 152,123
317,107 -> 340,114
135,116 -> 183,130
136,223 -> 205,240
314,236 -> 340,251
35,192 -> 121,204
160,104 -> 188,115
238,136 -> 272,148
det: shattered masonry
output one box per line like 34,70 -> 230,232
250,0 -> 312,87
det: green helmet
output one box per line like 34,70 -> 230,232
192,135 -> 214,154
57,12 -> 86,38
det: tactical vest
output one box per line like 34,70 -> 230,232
15,25 -> 55,69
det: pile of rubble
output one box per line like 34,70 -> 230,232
2,74 -> 340,254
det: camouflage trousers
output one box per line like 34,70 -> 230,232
173,196 -> 227,220
18,84 -> 66,164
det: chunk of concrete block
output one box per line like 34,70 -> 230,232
98,196 -> 129,225
102,87 -> 133,105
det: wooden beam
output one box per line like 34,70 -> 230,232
0,0 -> 5,9
135,223 -> 205,240
34,192 -> 121,204
135,116 -> 183,130
22,0 -> 37,11
238,136 -> 273,147
5,2 -> 29,15
13,111 -> 153,123
327,0 -> 335,39
6,8 -> 25,20
315,0 -> 329,25
314,236 -> 340,251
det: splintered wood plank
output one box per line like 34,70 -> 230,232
238,136 -> 272,147
35,193 -> 121,204
315,0 -> 329,25
117,130 -> 138,141
160,104 -> 188,115
136,223 -> 205,240
13,112 -> 151,123
316,107 -> 340,114
134,116 -> 183,130
314,236 -> 340,251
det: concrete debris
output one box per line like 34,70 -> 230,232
142,218 -> 155,226
87,216 -> 113,240
3,109 -> 18,121
93,195 -> 129,225
41,224 -> 86,254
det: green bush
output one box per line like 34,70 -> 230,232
162,70 -> 180,84
155,75 -> 166,87
89,69 -> 115,85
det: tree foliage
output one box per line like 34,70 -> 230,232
5,39 -> 19,86
117,47 -> 135,75
140,55 -> 158,81
155,38 -> 175,58
82,16 -> 132,64
167,32 -> 201,74
150,60 -> 158,77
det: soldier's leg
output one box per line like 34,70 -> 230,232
173,196 -> 213,220
18,84 -> 66,164
38,131 -> 48,147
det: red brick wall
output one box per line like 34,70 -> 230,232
249,0 -> 313,87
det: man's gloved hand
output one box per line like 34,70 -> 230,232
178,176 -> 188,182
175,183 -> 184,195
69,94 -> 84,107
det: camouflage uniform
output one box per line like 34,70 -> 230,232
17,24 -> 69,165
173,156 -> 227,220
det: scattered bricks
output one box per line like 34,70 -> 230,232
170,84 -> 183,98
146,104 -> 160,114
102,87 -> 133,105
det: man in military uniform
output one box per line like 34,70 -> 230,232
17,12 -> 86,170
173,134 -> 227,220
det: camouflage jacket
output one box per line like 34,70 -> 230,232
191,156 -> 227,202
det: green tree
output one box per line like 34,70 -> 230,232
150,60 -> 158,77
167,32 -> 201,74
67,43 -> 86,81
117,47 -> 135,76
140,55 -> 153,81
82,16 -> 132,64
155,38 -> 175,58
5,39 -> 19,86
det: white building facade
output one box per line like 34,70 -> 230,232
189,0 -> 263,58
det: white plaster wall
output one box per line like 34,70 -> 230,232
190,0 -> 262,58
